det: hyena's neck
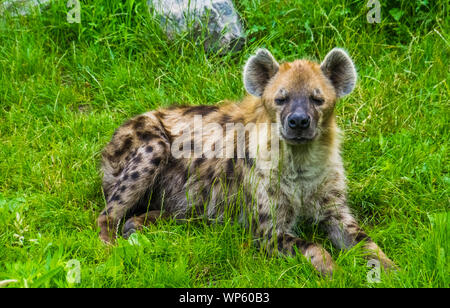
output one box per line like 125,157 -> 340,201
280,114 -> 341,179
238,96 -> 272,124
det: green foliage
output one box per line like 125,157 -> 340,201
0,0 -> 448,288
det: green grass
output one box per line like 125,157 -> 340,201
0,0 -> 448,288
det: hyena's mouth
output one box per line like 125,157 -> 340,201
280,131 -> 317,144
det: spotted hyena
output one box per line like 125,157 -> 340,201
98,48 -> 395,276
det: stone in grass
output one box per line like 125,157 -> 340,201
0,0 -> 51,16
147,0 -> 246,54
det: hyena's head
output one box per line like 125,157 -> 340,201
243,48 -> 357,144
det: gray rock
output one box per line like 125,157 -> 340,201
147,0 -> 245,53
0,0 -> 51,16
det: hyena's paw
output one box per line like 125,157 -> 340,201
305,245 -> 336,278
98,214 -> 117,244
278,235 -> 336,278
99,231 -> 116,245
122,216 -> 144,239
122,211 -> 168,239
379,256 -> 398,272
365,243 -> 398,272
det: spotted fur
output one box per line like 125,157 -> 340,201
97,48 -> 395,276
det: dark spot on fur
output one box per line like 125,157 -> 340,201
190,139 -> 203,154
131,171 -> 140,181
137,131 -> 159,142
332,212 -> 344,221
207,166 -> 215,180
321,195 -> 331,206
132,116 -> 147,130
233,149 -> 239,160
145,146 -> 154,153
277,234 -> 284,251
154,111 -> 165,119
156,118 -> 173,144
132,154 -> 142,164
120,185 -> 127,192
285,235 -> 295,246
323,208 -> 333,220
220,114 -> 232,125
259,213 -> 270,224
226,159 -> 234,177
295,239 -> 313,254
355,230 -> 371,243
329,189 -> 345,201
114,137 -> 133,157
104,153 -> 114,163
244,151 -> 255,168
346,223 -> 358,230
182,105 -> 218,116
194,157 -> 205,168
158,140 -> 167,149
111,194 -> 121,202
151,157 -> 162,166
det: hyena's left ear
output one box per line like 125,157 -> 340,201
243,49 -> 279,97
321,48 -> 357,98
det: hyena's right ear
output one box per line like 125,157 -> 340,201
243,49 -> 279,97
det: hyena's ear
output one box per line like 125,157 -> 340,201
243,49 -> 279,97
321,48 -> 357,98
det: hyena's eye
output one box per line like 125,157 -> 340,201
310,96 -> 324,105
275,97 -> 288,105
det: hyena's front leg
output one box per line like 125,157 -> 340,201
255,214 -> 335,277
252,183 -> 335,276
122,210 -> 171,239
322,202 -> 395,270
276,232 -> 336,277
98,140 -> 169,243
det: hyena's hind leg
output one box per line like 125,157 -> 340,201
122,210 -> 171,239
98,142 -> 169,243
98,122 -> 171,243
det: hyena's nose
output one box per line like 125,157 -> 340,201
288,113 -> 310,130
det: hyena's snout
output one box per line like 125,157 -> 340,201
281,98 -> 318,144
287,112 -> 311,130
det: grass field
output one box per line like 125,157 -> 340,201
0,0 -> 448,288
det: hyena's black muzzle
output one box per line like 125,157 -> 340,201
280,96 -> 317,144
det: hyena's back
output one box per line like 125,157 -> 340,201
100,104 -> 254,225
